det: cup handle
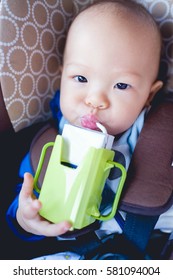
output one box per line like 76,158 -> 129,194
93,161 -> 126,221
33,141 -> 54,193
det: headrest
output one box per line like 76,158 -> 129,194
0,0 -> 75,131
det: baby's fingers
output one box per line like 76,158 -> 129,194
32,220 -> 72,237
20,172 -> 35,201
19,172 -> 42,219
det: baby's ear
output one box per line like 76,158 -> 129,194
145,80 -> 163,106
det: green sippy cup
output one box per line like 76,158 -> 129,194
34,124 -> 126,229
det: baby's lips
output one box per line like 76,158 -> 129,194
81,114 -> 98,130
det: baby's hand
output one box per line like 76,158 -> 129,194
16,172 -> 71,236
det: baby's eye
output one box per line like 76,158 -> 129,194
74,75 -> 88,83
114,83 -> 131,90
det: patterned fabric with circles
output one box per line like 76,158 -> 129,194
0,0 -> 76,131
0,0 -> 172,132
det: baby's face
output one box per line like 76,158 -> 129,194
60,11 -> 162,135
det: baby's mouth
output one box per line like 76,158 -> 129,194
80,114 -> 99,130
80,115 -> 108,134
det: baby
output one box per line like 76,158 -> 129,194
10,0 -> 163,240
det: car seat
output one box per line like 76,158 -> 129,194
0,0 -> 173,259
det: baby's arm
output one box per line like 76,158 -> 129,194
16,172 -> 71,236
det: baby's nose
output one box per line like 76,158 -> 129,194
85,92 -> 109,109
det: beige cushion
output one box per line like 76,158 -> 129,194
0,0 -> 172,132
0,0 -> 75,131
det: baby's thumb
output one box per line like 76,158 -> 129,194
20,172 -> 34,200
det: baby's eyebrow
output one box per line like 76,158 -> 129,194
65,63 -> 90,70
111,68 -> 142,79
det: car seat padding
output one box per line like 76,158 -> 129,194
120,101 -> 173,215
